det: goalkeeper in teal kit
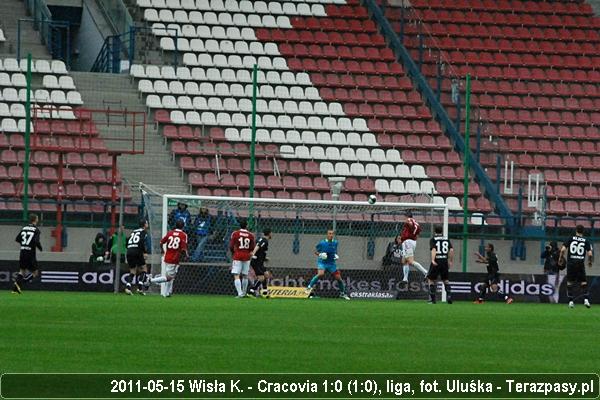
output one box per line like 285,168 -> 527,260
306,229 -> 350,300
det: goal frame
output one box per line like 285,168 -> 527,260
155,194 -> 449,298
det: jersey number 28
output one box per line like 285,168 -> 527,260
167,236 -> 181,249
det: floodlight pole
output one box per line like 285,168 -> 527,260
22,53 -> 32,222
114,180 -> 125,294
248,63 -> 258,229
462,74 -> 472,273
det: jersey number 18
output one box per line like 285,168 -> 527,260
238,237 -> 251,249
435,241 -> 449,254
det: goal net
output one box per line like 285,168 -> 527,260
140,184 -> 449,300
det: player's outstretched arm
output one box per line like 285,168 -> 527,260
587,250 -> 593,268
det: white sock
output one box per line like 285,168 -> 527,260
412,261 -> 424,273
167,280 -> 174,296
242,278 -> 249,294
234,279 -> 243,296
403,265 -> 410,282
151,276 -> 168,284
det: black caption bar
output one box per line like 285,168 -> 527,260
1,373 -> 598,399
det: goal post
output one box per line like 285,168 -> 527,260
140,184 -> 449,300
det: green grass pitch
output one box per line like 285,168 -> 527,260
1,291 -> 599,374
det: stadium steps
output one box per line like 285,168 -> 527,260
0,0 -> 53,60
70,71 -> 190,196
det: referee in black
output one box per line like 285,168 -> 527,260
12,214 -> 43,294
248,228 -> 272,297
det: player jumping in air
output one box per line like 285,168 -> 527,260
125,219 -> 149,295
400,211 -> 425,284
11,214 -> 42,294
306,229 -> 350,300
559,224 -> 593,309
474,243 -> 513,304
148,219 -> 189,297
427,226 -> 454,304
248,228 -> 272,298
230,219 -> 256,298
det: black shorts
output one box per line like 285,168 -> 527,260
486,273 -> 500,285
566,263 -> 587,283
427,262 -> 449,281
251,260 -> 267,276
19,252 -> 38,271
126,253 -> 146,269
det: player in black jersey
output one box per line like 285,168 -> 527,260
559,224 -> 593,308
474,243 -> 513,304
248,228 -> 272,298
12,214 -> 43,294
426,226 -> 454,304
125,219 -> 149,295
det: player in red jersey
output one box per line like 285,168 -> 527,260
400,211 -> 425,284
147,219 -> 188,297
229,219 -> 255,298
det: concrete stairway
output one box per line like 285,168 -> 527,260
0,0 -> 52,59
70,71 -> 191,197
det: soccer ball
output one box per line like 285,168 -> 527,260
319,252 -> 328,260
368,194 -> 377,204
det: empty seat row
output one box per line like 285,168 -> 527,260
375,179 -> 436,195
151,22 -> 257,41
279,146 -> 405,163
144,8 -> 293,28
147,94 -> 343,115
140,80 -> 321,99
168,110 -> 369,131
410,0 -> 593,17
0,165 -> 116,184
0,58 -> 67,74
418,21 -> 600,44
0,104 -> 80,121
0,73 -> 27,88
315,161 -> 433,181
42,75 -> 76,90
159,37 -> 281,55
33,119 -> 99,136
131,64 -> 312,86
1,87 -> 82,105
417,8 -> 599,29
255,28 -> 385,47
224,128 -> 377,147
282,145 -> 397,163
182,52 -> 288,70
0,149 -> 112,167
137,0 -> 330,16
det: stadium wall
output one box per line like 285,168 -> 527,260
72,0 -> 109,71
0,261 -> 597,304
